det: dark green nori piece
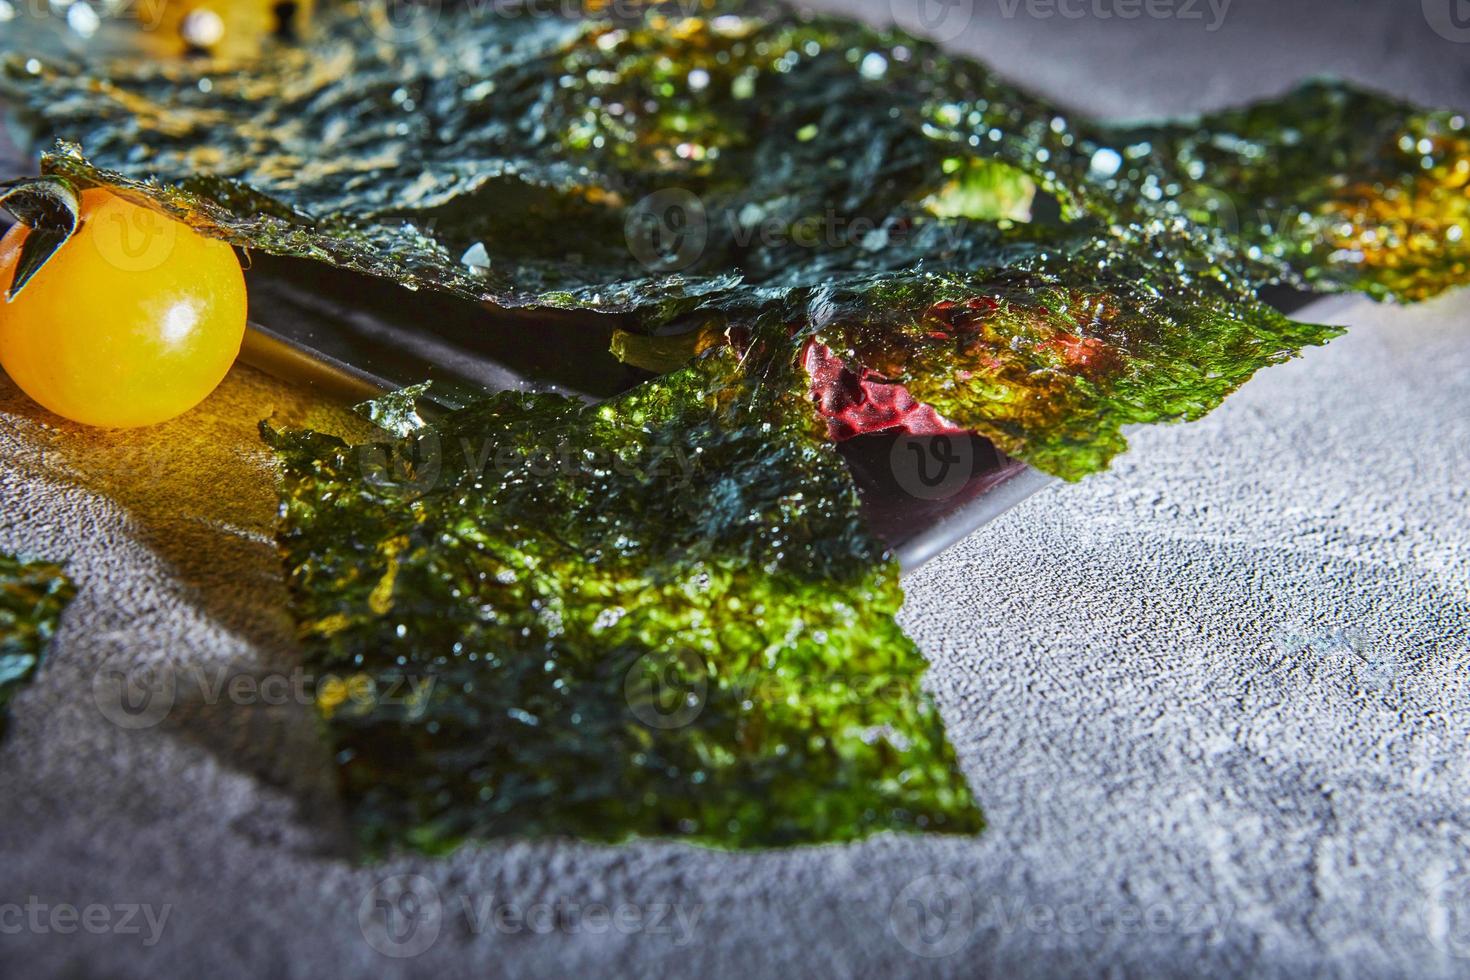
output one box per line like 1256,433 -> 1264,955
5,4 -> 1466,310
264,351 -> 982,854
784,222 -> 1342,480
0,3 -> 1110,313
4,2 -> 1458,478
1094,81 -> 1470,302
9,4 -> 987,313
0,553 -> 74,737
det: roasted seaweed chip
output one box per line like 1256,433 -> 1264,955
264,352 -> 981,853
1094,82 -> 1470,302
0,553 -> 74,737
2,0 -> 1461,486
0,2 -> 1111,312
3,0 -> 1458,854
6,2 -> 1000,312
5,2 -> 1467,311
787,222 -> 1342,480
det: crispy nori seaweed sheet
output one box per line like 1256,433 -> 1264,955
264,352 -> 982,853
0,554 -> 74,737
782,223 -> 1340,480
9,4 -> 986,312
4,1 -> 1460,480
4,3 -> 1466,308
1097,82 -> 1470,302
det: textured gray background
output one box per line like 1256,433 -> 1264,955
3,1 -> 1470,977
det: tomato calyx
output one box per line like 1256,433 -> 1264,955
0,175 -> 80,302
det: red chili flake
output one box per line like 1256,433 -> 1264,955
802,341 -> 969,441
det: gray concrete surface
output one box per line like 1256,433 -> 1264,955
820,0 -> 1470,120
2,1 -> 1469,977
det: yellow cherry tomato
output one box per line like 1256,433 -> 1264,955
0,188 -> 247,428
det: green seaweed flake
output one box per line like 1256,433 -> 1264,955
0,553 -> 74,737
1,2 -> 1106,312
2,3 -> 1456,487
4,3 -> 988,312
792,222 -> 1342,480
264,352 -> 981,854
12,2 -> 1462,321
1095,81 -> 1470,302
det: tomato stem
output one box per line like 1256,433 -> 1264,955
0,176 -> 80,301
